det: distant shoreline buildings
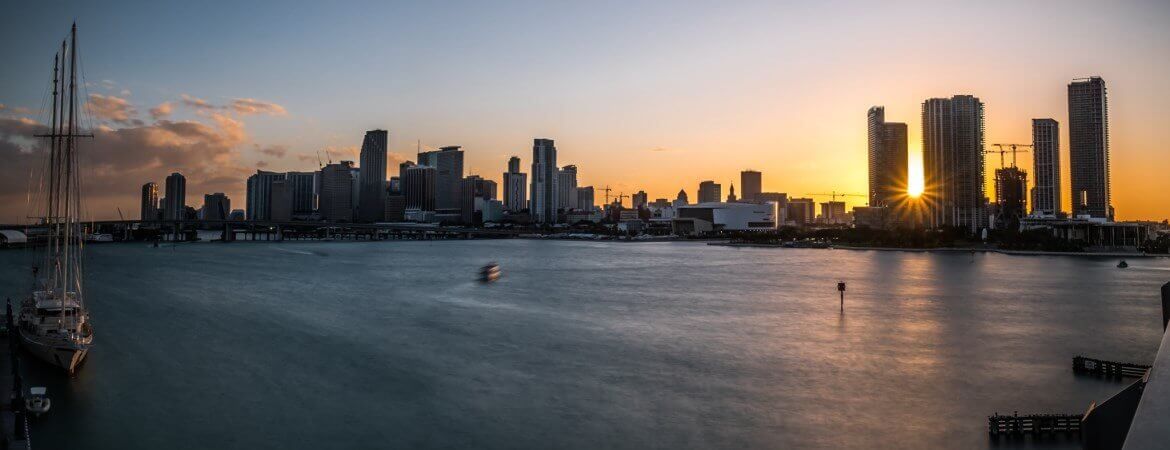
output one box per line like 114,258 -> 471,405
129,74 -> 1153,249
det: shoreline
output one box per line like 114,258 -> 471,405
707,241 -> 1165,258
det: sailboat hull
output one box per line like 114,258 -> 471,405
18,331 -> 88,375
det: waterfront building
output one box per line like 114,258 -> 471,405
318,161 -> 355,222
503,156 -> 527,212
786,197 -> 815,225
1031,119 -> 1061,217
417,145 -> 464,213
163,172 -> 186,221
853,206 -> 891,230
201,193 -> 230,221
245,170 -> 283,221
1068,77 -> 1112,219
577,186 -> 595,211
632,190 -> 648,209
269,179 -> 292,222
740,170 -> 761,203
531,138 -> 559,224
228,209 -> 245,221
674,202 -> 778,233
867,106 -> 909,208
402,164 -> 437,212
140,182 -> 159,220
922,95 -> 987,233
286,171 -> 317,218
558,165 -> 578,210
357,129 -> 389,222
460,175 -> 498,224
697,181 -> 721,203
757,192 -> 788,224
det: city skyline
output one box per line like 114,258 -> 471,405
1,2 -> 1169,223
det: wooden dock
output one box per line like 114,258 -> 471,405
1,302 -> 29,450
988,412 -> 1082,437
1073,355 -> 1151,378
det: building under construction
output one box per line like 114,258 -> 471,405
994,167 -> 1028,230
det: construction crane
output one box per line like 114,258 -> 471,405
602,185 -> 614,205
615,192 -> 630,207
987,143 -> 1032,169
804,191 -> 865,202
116,207 -> 124,221
316,150 -> 324,168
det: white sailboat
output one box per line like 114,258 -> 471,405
20,23 -> 95,375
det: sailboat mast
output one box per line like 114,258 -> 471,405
45,52 -> 60,284
62,23 -> 78,310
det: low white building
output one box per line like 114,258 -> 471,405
675,202 -> 777,232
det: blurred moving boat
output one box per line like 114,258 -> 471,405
20,23 -> 95,375
480,263 -> 501,283
1117,260 -> 1128,268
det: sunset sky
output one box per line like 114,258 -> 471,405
1,1 -> 1168,223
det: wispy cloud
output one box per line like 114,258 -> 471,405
180,94 -> 217,111
255,143 -> 288,158
230,98 -> 287,116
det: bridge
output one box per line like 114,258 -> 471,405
0,219 -> 528,243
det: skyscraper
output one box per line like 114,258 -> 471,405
163,172 -> 186,221
531,138 -> 559,223
867,106 -> 909,208
922,95 -> 987,233
417,146 -> 464,213
140,182 -> 159,220
1068,77 -> 1112,219
740,170 -> 761,203
201,193 -> 230,221
358,129 -> 388,222
697,181 -> 721,203
270,180 -> 292,222
1031,119 -> 1061,217
245,170 -> 284,221
577,186 -> 595,211
558,165 -> 578,210
503,156 -> 527,212
318,161 -> 355,222
632,190 -> 648,209
460,175 -> 498,224
285,171 -> 318,218
402,164 -> 437,212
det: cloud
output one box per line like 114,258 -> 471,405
180,94 -> 217,111
120,89 -> 132,96
0,104 -> 37,116
256,144 -> 288,158
149,102 -> 173,120
86,94 -> 137,124
230,98 -> 287,116
0,112 -> 253,223
296,154 -> 318,163
256,160 -> 269,168
649,147 -> 671,152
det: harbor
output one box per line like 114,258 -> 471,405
0,241 -> 1166,449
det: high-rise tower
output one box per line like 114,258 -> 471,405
530,138 -> 559,223
922,95 -> 987,233
1031,119 -> 1061,217
867,106 -> 908,208
358,129 -> 388,222
1068,77 -> 1112,219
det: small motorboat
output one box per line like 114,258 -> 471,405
25,387 -> 50,417
479,263 -> 501,283
1117,260 -> 1128,268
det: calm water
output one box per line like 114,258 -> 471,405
1,240 -> 1167,449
